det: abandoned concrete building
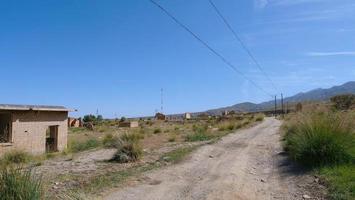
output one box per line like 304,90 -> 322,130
0,104 -> 70,156
119,121 -> 139,128
68,117 -> 83,128
155,112 -> 166,120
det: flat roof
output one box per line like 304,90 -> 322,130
0,104 -> 73,112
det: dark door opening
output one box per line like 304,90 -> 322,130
0,113 -> 12,143
46,126 -> 58,153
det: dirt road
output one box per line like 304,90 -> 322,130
103,118 -> 325,200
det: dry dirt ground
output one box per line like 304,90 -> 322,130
102,118 -> 327,200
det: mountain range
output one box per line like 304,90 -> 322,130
205,81 -> 355,115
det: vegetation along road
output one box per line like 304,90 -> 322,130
103,118 -> 324,200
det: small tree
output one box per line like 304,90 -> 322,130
120,117 -> 126,122
97,115 -> 103,122
330,94 -> 355,110
83,114 -> 96,123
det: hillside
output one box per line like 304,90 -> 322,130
206,81 -> 355,115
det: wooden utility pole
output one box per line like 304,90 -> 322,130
161,88 -> 164,113
274,95 -> 277,118
281,93 -> 284,118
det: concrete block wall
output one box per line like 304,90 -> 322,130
0,111 -> 68,156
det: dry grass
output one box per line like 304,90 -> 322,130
283,103 -> 355,200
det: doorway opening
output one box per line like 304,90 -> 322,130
0,113 -> 12,143
46,126 -> 58,153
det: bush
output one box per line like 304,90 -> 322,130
168,135 -> 176,142
284,112 -> 355,167
0,167 -> 43,200
69,138 -> 100,153
83,114 -> 104,125
153,128 -> 162,134
2,151 -> 32,165
331,94 -> 355,110
255,114 -> 265,122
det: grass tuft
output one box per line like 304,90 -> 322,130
161,147 -> 195,164
102,133 -> 119,148
284,112 -> 354,167
0,167 -> 43,200
68,138 -> 101,153
1,151 -> 32,165
110,133 -> 143,163
319,165 -> 355,200
186,126 -> 212,142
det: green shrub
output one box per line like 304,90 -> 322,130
284,112 -> 355,167
1,151 -> 32,165
69,138 -> 100,153
168,135 -> 176,142
153,128 -> 162,134
0,167 -> 43,200
330,94 -> 355,110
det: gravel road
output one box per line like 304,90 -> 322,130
103,118 -> 325,200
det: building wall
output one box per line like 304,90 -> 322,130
119,121 -> 139,128
0,110 -> 68,156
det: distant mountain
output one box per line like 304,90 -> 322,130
206,81 -> 355,115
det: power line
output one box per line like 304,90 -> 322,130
208,0 -> 279,93
149,0 -> 273,98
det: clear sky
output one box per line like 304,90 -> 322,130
1,0 -> 354,118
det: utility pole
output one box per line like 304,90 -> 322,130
281,93 -> 284,118
161,88 -> 164,113
274,95 -> 277,118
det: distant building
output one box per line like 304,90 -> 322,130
197,113 -> 210,120
155,112 -> 166,120
119,121 -> 139,128
0,104 -> 71,156
68,117 -> 83,128
184,113 -> 191,120
222,110 -> 229,116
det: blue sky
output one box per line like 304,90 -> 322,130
0,0 -> 354,118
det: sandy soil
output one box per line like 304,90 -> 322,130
102,118 -> 326,200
